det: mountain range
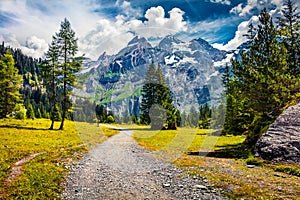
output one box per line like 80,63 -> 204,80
75,35 -> 230,117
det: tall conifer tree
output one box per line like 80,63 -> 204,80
140,63 -> 178,129
0,50 -> 22,118
55,18 -> 82,130
225,5 -> 300,145
42,38 -> 60,129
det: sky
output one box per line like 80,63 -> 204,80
0,0 -> 297,59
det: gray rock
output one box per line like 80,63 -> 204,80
163,183 -> 171,187
255,103 -> 300,164
195,184 -> 208,190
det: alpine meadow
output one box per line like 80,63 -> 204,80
0,0 -> 299,199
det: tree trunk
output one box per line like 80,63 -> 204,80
49,119 -> 55,130
59,44 -> 67,131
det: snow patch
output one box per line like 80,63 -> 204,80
165,55 -> 178,65
213,53 -> 234,67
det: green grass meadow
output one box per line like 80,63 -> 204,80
132,127 -> 300,200
0,119 -> 118,199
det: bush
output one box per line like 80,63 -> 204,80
106,115 -> 115,123
246,155 -> 264,166
15,104 -> 26,120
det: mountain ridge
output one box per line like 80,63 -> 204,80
76,35 -> 228,117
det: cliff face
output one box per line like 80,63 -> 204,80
255,103 -> 300,164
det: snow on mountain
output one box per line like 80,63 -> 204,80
76,35 -> 228,117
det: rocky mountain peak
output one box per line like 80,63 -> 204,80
77,35 -> 228,117
158,35 -> 184,51
127,36 -> 150,46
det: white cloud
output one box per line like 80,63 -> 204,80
0,34 -> 48,58
209,0 -> 231,5
79,6 -> 187,59
219,0 -> 294,51
1,1 -> 187,59
0,0 -> 102,58
79,18 -> 134,59
127,6 -> 187,38
121,1 -> 131,9
230,0 -> 286,17
212,15 -> 259,50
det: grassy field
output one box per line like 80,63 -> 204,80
0,119 -> 118,199
132,127 -> 300,200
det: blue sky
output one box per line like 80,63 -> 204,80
0,0 -> 294,59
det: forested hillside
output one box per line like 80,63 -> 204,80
0,42 -> 53,119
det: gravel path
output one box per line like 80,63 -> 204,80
62,129 -> 227,200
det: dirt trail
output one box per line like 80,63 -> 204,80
62,128 -> 227,200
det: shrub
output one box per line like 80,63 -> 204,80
15,104 -> 26,120
246,154 -> 264,166
106,115 -> 115,123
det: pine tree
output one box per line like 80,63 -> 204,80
0,50 -> 22,118
36,108 -> 42,118
95,104 -> 107,123
58,18 -> 82,130
140,62 -> 178,129
277,0 -> 300,74
42,38 -> 60,129
199,103 -> 211,129
26,103 -> 35,119
156,64 -> 178,130
48,18 -> 82,130
226,7 -> 300,145
51,104 -> 62,121
187,106 -> 199,127
140,62 -> 158,125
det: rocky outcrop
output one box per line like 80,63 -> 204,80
255,103 -> 300,163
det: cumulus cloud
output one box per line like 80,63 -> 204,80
216,0 -> 295,51
127,6 -> 187,38
79,6 -> 187,58
79,18 -> 134,59
212,15 -> 259,50
1,1 -> 187,59
0,34 -> 48,58
0,0 -> 102,58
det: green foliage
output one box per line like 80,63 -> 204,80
43,18 -> 82,130
273,164 -> 300,177
198,103 -> 211,129
0,50 -> 22,118
245,155 -> 264,166
95,104 -> 108,123
223,3 -> 300,147
140,63 -> 179,130
106,115 -> 115,123
36,108 -> 42,118
26,103 -> 35,119
15,104 -> 27,120
51,104 -> 62,122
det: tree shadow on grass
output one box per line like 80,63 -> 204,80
0,124 -> 49,131
187,143 -> 251,159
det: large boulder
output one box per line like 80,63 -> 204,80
254,103 -> 300,163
